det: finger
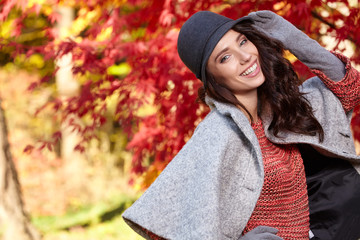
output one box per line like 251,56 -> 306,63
262,233 -> 283,240
255,10 -> 274,19
248,12 -> 267,23
251,226 -> 279,235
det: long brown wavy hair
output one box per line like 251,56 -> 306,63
198,20 -> 324,142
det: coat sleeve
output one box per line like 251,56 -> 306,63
311,51 -> 360,112
122,110 -> 263,240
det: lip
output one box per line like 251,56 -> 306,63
240,60 -> 260,78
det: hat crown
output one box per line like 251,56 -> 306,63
177,11 -> 234,80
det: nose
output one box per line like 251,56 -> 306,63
235,50 -> 251,65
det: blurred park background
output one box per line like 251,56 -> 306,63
0,0 -> 359,239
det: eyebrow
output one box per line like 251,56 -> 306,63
214,33 -> 244,62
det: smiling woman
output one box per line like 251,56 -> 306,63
122,10 -> 360,240
206,30 -> 265,118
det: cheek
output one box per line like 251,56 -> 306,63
217,62 -> 238,79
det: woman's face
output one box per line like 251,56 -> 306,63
207,29 -> 265,100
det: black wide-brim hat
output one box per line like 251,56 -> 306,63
177,11 -> 250,83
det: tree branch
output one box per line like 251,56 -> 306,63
311,9 -> 355,44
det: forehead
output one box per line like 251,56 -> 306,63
219,29 -> 240,42
211,30 -> 241,53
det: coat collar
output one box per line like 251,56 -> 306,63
205,96 -> 263,157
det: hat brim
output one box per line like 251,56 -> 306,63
200,16 -> 251,84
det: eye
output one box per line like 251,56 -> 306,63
239,38 -> 248,46
220,55 -> 230,63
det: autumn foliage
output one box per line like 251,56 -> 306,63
1,0 -> 360,187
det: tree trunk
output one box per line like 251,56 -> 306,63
55,6 -> 87,189
0,99 -> 41,240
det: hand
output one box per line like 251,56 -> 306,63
238,226 -> 283,240
247,10 -> 305,49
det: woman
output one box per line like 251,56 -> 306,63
123,10 -> 360,239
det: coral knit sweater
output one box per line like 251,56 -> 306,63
243,120 -> 310,239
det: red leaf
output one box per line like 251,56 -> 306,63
74,144 -> 85,153
23,145 -> 34,154
27,82 -> 39,91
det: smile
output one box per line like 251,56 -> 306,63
240,62 -> 258,76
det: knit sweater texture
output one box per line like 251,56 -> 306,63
243,120 -> 309,239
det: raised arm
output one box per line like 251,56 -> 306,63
248,10 -> 345,82
248,10 -> 360,112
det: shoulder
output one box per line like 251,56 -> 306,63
300,76 -> 350,119
301,76 -> 328,92
195,109 -> 240,137
299,77 -> 355,153
300,76 -> 342,108
174,109 -> 245,164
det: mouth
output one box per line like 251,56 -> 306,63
240,61 -> 258,77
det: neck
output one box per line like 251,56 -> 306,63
235,90 -> 259,123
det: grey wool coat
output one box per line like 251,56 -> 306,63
122,76 -> 360,240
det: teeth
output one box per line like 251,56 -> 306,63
241,63 -> 257,76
